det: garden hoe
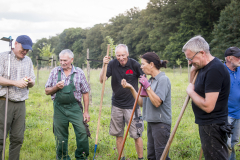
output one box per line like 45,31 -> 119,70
160,72 -> 198,160
117,85 -> 142,160
1,36 -> 13,160
93,44 -> 110,160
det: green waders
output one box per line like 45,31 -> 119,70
54,70 -> 89,160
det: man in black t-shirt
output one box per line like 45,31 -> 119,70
182,35 -> 230,160
99,44 -> 144,160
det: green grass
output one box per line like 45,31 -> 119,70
4,68 -> 240,159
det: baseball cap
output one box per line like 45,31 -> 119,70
224,46 -> 240,57
16,35 -> 33,50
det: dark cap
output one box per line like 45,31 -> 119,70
16,35 -> 33,50
224,47 -> 240,57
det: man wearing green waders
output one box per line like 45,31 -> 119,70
45,49 -> 90,160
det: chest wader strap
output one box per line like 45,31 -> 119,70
53,69 -> 76,134
57,68 -> 75,84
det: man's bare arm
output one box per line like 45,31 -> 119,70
45,81 -> 64,95
0,76 -> 28,88
99,56 -> 110,84
187,83 -> 219,113
82,92 -> 90,122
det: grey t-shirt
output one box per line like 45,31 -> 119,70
142,72 -> 172,125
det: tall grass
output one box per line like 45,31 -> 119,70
4,68 -> 239,159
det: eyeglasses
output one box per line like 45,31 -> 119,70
186,51 -> 200,62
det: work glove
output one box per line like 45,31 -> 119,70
219,123 -> 234,138
140,87 -> 148,97
83,120 -> 92,138
139,75 -> 150,89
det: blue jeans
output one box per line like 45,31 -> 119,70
227,116 -> 240,160
199,124 -> 228,160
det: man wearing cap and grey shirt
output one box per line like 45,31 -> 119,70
224,47 -> 240,160
0,35 -> 35,160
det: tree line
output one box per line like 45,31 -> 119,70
29,0 -> 240,68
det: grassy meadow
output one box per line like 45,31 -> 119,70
4,67 -> 240,160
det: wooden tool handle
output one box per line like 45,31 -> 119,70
117,86 -> 142,160
95,44 -> 110,144
160,72 -> 198,160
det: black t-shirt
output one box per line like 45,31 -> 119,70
193,57 -> 230,125
106,58 -> 143,109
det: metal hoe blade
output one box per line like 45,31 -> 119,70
0,36 -> 13,42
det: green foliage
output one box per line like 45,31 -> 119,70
5,68 -> 239,159
106,36 -> 116,57
163,0 -> 231,67
30,38 -> 48,65
176,58 -> 182,66
8,68 -> 239,159
38,44 -> 55,57
148,0 -> 183,53
31,0 -> 232,68
210,0 -> 240,60
164,23 -> 195,67
29,36 -> 59,66
84,24 -> 106,68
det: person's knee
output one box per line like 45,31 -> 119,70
134,137 -> 142,142
116,136 -> 123,142
134,137 -> 143,146
10,136 -> 24,145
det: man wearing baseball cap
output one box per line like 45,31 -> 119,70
224,47 -> 240,160
0,35 -> 35,160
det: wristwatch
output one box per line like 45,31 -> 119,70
147,86 -> 151,91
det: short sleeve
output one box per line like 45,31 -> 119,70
132,60 -> 144,78
205,68 -> 223,93
154,76 -> 170,102
80,72 -> 90,94
106,60 -> 113,78
136,63 -> 144,78
0,55 -> 4,77
45,69 -> 55,88
29,60 -> 36,80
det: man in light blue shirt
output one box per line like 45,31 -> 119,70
224,46 -> 240,160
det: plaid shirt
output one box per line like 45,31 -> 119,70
0,51 -> 35,101
45,65 -> 90,102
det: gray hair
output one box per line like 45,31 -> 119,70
182,35 -> 210,54
59,49 -> 74,58
115,44 -> 129,54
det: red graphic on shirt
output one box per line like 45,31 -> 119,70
126,69 -> 133,74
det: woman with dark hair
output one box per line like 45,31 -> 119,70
121,52 -> 171,160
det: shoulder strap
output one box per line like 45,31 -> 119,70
57,69 -> 61,82
70,72 -> 75,83
134,107 -> 141,121
70,67 -> 76,83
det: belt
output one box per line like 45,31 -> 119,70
0,97 -> 6,100
0,97 -> 24,103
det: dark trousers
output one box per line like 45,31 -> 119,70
0,100 -> 25,160
199,124 -> 228,160
147,122 -> 171,160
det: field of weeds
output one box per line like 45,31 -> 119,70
3,68 -> 240,159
